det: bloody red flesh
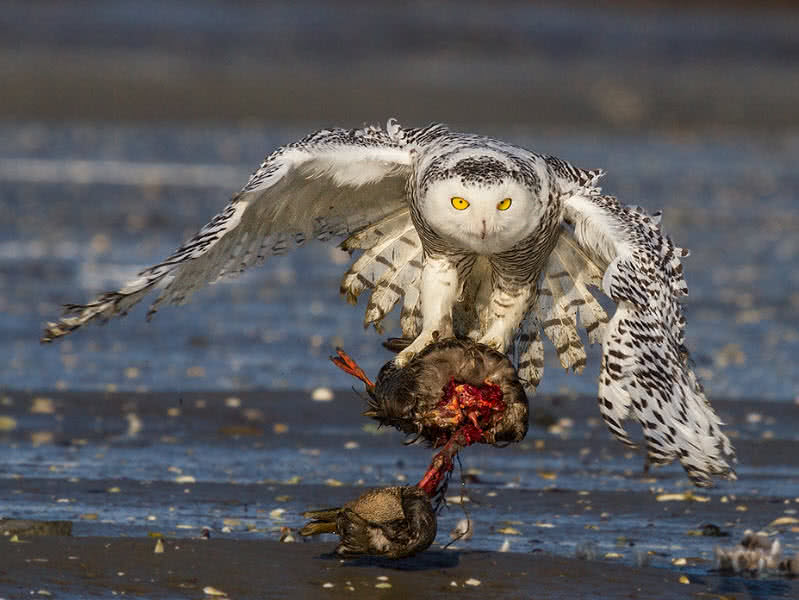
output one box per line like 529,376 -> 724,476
330,348 -> 508,499
431,377 -> 505,445
416,379 -> 505,497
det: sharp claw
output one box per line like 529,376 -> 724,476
394,350 -> 413,368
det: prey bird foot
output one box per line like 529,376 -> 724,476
417,452 -> 455,497
331,347 -> 374,390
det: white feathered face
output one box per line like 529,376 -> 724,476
421,178 -> 542,254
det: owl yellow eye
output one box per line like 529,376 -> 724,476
451,196 -> 470,210
497,197 -> 512,211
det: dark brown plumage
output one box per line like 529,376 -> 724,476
300,486 -> 436,559
332,337 -> 529,496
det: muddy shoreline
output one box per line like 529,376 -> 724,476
1,390 -> 797,597
2,536 -> 781,600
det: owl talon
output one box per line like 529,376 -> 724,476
394,332 -> 438,367
394,347 -> 418,368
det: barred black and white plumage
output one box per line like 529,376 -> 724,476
42,119 -> 735,487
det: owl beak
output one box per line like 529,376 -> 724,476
480,220 -> 487,240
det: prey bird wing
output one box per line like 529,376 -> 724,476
42,121 -> 414,341
554,192 -> 735,486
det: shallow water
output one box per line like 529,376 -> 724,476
0,389 -> 797,594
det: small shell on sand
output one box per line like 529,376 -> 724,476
656,492 -> 709,502
311,387 -> 334,402
450,518 -> 473,540
445,495 -> 470,504
31,397 -> 55,414
715,529 -> 794,575
769,516 -> 799,527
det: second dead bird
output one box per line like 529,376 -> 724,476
301,486 -> 435,559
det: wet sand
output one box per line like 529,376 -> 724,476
0,536 -> 746,599
1,390 -> 797,598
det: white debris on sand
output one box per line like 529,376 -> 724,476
311,387 -> 334,402
450,518 -> 473,541
716,530 -> 799,576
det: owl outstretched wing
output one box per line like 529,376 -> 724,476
42,121 -> 415,342
521,192 -> 735,487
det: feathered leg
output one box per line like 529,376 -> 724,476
395,255 -> 459,366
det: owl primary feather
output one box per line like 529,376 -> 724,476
42,119 -> 736,487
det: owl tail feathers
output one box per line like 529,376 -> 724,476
597,303 -> 736,488
41,270 -> 168,343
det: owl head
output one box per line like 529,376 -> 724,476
420,156 -> 546,255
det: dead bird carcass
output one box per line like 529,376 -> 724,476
299,338 -> 528,558
333,337 -> 529,496
300,486 -> 435,559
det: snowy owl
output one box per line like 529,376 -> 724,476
42,119 -> 735,486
